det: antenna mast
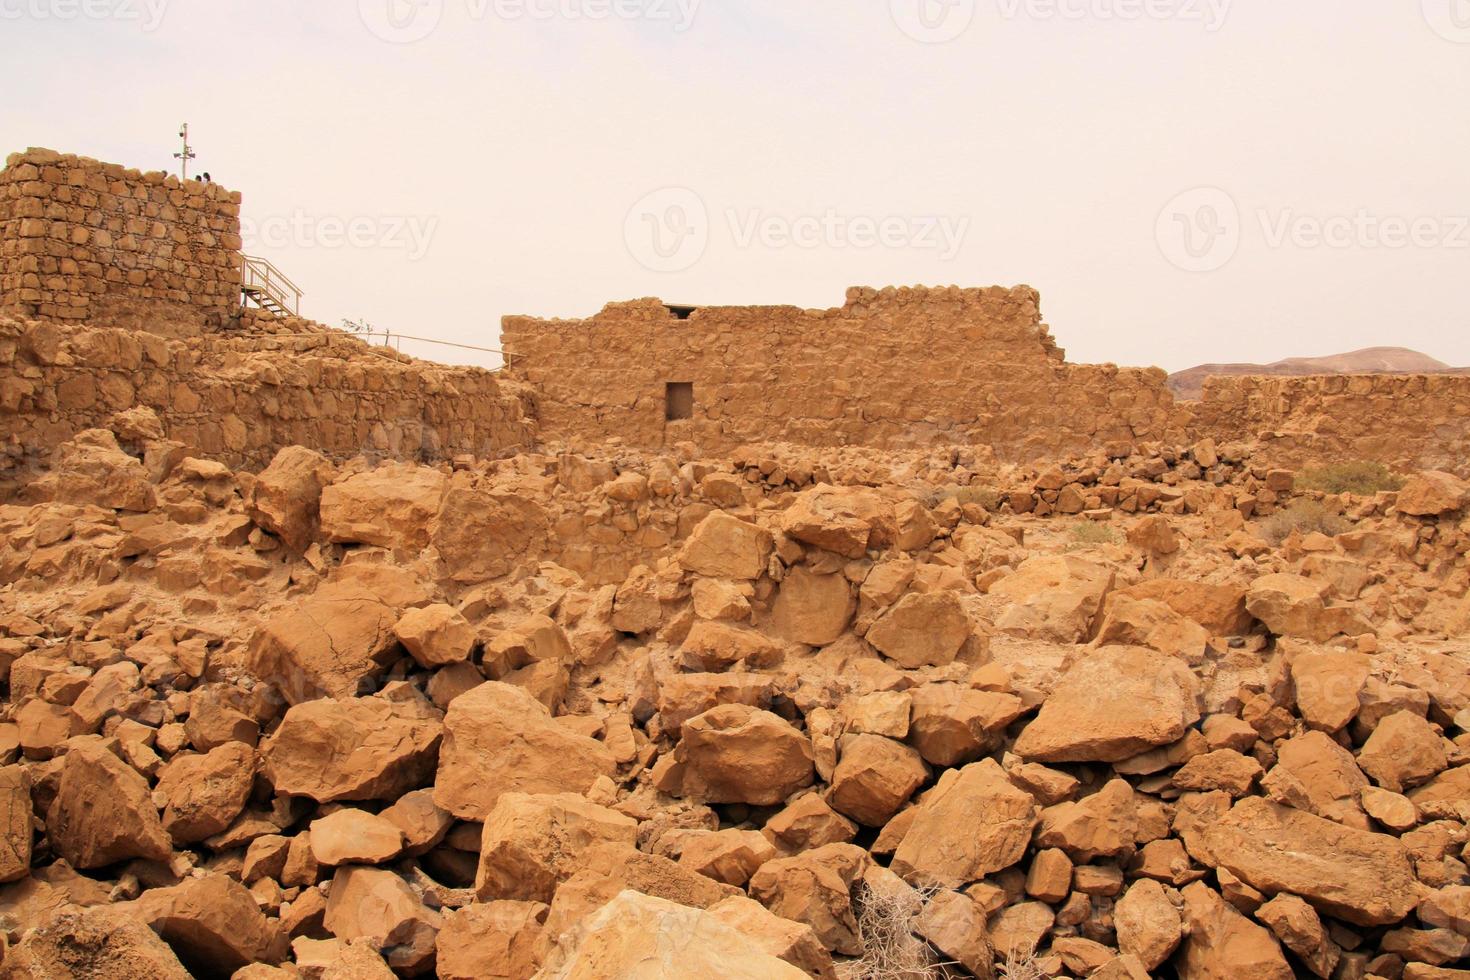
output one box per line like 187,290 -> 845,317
173,123 -> 196,180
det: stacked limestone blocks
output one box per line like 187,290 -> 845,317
1,416 -> 1469,977
502,286 -> 1182,460
0,148 -> 242,335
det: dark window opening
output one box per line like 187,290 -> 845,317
665,304 -> 698,320
665,382 -> 694,421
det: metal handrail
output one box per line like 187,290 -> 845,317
241,254 -> 302,315
356,330 -> 517,367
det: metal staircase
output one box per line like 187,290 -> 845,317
241,255 -> 302,317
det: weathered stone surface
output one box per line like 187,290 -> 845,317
247,445 -> 333,552
707,895 -> 837,980
0,765 -> 32,883
319,463 -> 446,551
771,566 -> 854,646
748,843 -> 870,956
780,485 -> 891,558
475,792 -> 637,903
1036,778 -> 1138,861
1255,893 -> 1339,978
434,682 -> 616,820
992,555 -> 1115,642
2,904 -> 192,979
1115,878 -> 1182,971
393,603 -> 475,668
1246,573 -> 1367,643
891,759 -> 1036,887
536,890 -> 810,979
308,808 -> 405,866
1262,730 -> 1370,829
154,741 -> 255,844
1178,881 -> 1292,980
1013,646 -> 1201,763
436,901 -> 548,980
678,512 -> 772,580
828,733 -> 927,827
1290,647 -> 1370,732
864,590 -> 972,668
261,694 -> 442,803
248,564 -> 433,703
1396,471 -> 1470,517
1357,709 -> 1449,792
131,873 -> 287,975
323,866 -> 442,975
907,684 -> 1026,767
678,829 -> 777,887
673,704 -> 814,806
47,738 -> 172,869
1205,797 -> 1420,926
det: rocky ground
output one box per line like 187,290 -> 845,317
0,408 -> 1468,979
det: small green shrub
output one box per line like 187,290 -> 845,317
1298,460 -> 1403,496
1069,521 -> 1119,546
1260,499 -> 1352,544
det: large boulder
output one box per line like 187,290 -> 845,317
1396,471 -> 1469,517
130,873 -> 287,976
1178,881 -> 1292,980
1246,574 -> 1369,643
864,591 -> 972,668
828,733 -> 928,827
47,738 -> 171,869
475,793 -> 637,903
0,765 -> 32,883
770,566 -> 854,646
246,445 -> 334,552
535,890 -> 809,979
434,682 -> 617,820
678,512 -> 773,580
992,555 -> 1115,642
779,485 -> 893,558
747,843 -> 870,956
319,462 -> 446,551
2,904 -> 192,979
672,704 -> 814,806
1111,578 -> 1252,635
891,759 -> 1037,887
1205,797 -> 1420,926
323,867 -> 442,975
1012,646 -> 1201,763
154,741 -> 256,844
261,694 -> 442,802
431,478 -> 550,584
248,564 -> 433,703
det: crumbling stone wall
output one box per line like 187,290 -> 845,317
0,148 -> 242,337
1189,373 -> 1470,474
502,286 -> 1182,461
0,316 -> 536,476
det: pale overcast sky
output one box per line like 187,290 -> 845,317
3,1 -> 1468,371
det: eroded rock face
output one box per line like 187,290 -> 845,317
992,555 -> 1115,642
475,793 -> 637,903
248,564 -> 433,703
1396,470 -> 1469,517
678,512 -> 773,580
247,446 -> 334,552
536,890 -> 811,980
1012,646 -> 1201,763
891,759 -> 1037,887
672,704 -> 814,806
47,738 -> 172,869
1205,797 -> 1421,926
319,463 -> 446,551
261,694 -> 442,802
2,904 -> 192,979
434,682 -> 617,820
864,590 -> 972,668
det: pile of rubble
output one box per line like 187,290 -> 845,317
0,410 -> 1468,979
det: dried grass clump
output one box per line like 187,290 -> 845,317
1260,499 -> 1352,544
1068,521 -> 1119,546
837,881 -> 948,980
997,945 -> 1047,980
1298,460 -> 1403,495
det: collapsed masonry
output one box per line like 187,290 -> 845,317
0,146 -> 1469,980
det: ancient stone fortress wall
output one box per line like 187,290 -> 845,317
502,286 -> 1183,461
1190,373 -> 1470,474
0,314 -> 537,476
0,148 -> 242,338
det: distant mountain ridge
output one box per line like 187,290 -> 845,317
1167,346 -> 1469,400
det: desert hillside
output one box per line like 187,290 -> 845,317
1168,347 -> 1468,400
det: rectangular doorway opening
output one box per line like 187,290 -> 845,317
665,382 -> 694,420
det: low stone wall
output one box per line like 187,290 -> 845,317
0,316 -> 537,476
0,148 -> 242,337
503,286 -> 1183,461
1188,373 -> 1470,474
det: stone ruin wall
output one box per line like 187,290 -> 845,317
0,148 -> 242,338
1188,372 -> 1470,475
0,314 -> 537,479
502,285 -> 1184,461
